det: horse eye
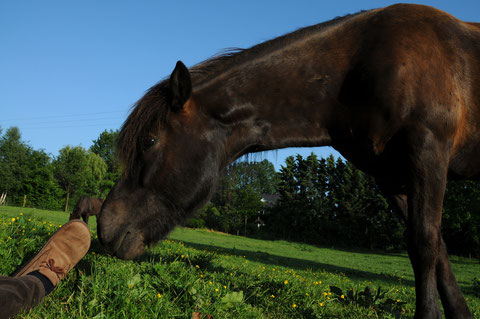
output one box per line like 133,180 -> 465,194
143,137 -> 157,151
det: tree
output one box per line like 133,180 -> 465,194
54,145 -> 109,211
0,127 -> 29,204
0,127 -> 63,209
90,129 -> 120,196
53,146 -> 90,212
267,155 -> 302,240
266,154 -> 404,250
22,149 -> 63,210
225,160 -> 279,195
234,185 -> 263,235
196,160 -> 279,234
83,151 -> 108,197
442,180 -> 480,257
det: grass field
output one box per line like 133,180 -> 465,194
1,205 -> 479,318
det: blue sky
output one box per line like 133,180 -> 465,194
1,0 -> 479,170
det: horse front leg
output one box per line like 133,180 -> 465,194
406,131 -> 471,319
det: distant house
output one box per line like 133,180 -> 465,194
260,194 -> 280,207
256,194 -> 280,228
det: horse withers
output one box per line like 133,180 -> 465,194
97,4 -> 479,318
69,196 -> 104,224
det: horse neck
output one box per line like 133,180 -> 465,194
194,36 -> 356,164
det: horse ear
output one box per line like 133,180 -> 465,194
169,61 -> 192,111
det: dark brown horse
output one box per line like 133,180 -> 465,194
69,195 -> 104,224
97,4 -> 480,318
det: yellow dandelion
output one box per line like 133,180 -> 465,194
305,293 -> 309,296
92,252 -> 96,255
270,295 -> 275,298
200,274 -> 204,278
157,293 -> 162,298
341,294 -> 345,299
128,284 -> 133,288
28,219 -> 31,222
223,285 -> 227,289
11,218 -> 15,222
20,213 -> 23,216
284,280 -> 288,285
292,304 -> 297,308
59,224 -> 62,227
215,288 -> 219,292
209,281 -> 212,285
319,302 -> 323,307
195,265 -> 200,268
323,292 -> 328,297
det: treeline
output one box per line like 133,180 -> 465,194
192,154 -> 480,257
1,126 -> 479,256
0,127 -> 119,211
266,154 -> 403,250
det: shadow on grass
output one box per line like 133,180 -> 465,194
87,235 -> 414,287
152,240 -> 415,288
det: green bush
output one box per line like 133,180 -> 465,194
186,218 -> 206,229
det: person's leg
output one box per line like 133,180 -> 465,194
0,275 -> 45,319
2,220 -> 91,318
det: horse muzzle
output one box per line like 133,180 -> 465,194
97,205 -> 146,260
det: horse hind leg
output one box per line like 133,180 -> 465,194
405,128 -> 471,319
436,237 -> 472,318
82,214 -> 89,225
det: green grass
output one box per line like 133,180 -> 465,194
0,206 -> 97,230
1,206 -> 479,318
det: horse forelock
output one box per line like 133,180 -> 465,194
117,82 -> 170,177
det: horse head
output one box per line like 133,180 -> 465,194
97,61 -> 226,259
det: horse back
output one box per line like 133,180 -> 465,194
71,196 -> 103,217
336,4 -> 480,179
90,198 -> 104,216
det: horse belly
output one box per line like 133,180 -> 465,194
448,140 -> 480,179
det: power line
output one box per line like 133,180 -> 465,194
19,123 -> 123,130
1,117 -> 125,127
0,110 -> 127,122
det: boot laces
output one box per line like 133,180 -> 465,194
43,259 -> 65,277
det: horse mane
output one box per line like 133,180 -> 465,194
116,10 -> 369,177
190,10 -> 369,85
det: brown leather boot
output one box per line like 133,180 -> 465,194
12,219 -> 91,287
